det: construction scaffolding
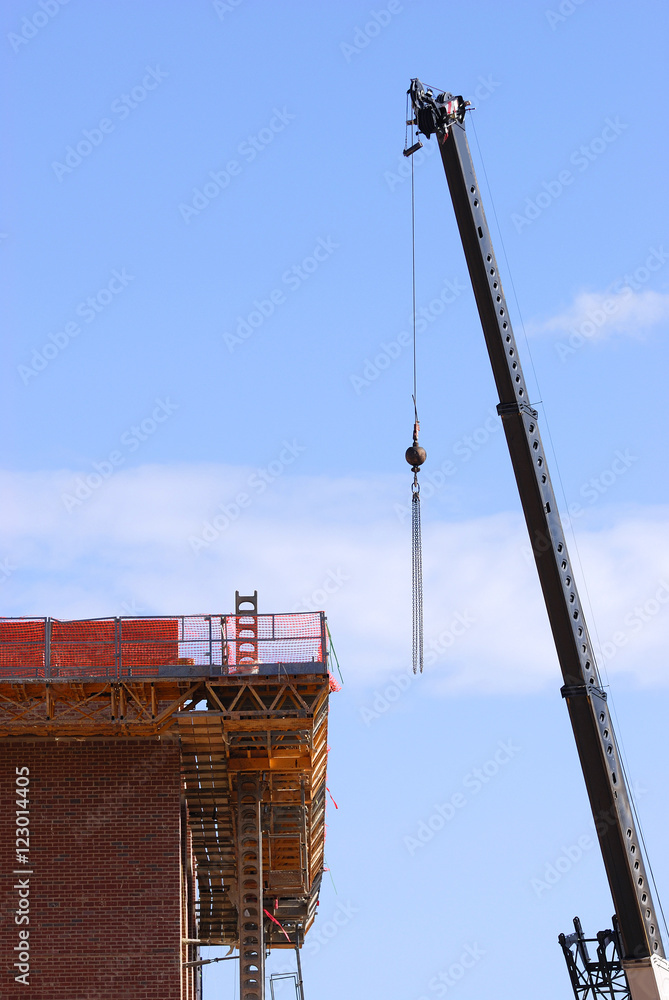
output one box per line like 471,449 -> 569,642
0,606 -> 331,1000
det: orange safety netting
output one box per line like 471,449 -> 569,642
0,613 -> 325,678
223,613 -> 323,668
0,619 -> 45,673
51,619 -> 179,677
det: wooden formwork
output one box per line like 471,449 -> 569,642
0,671 -> 330,951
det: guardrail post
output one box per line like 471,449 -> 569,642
45,617 -> 51,678
320,613 -> 327,669
206,615 -> 212,672
115,617 -> 121,680
221,616 -> 228,675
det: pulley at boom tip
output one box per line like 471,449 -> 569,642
404,80 -> 469,154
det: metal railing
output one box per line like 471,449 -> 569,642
0,613 -> 327,680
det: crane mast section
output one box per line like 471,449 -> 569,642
407,81 -> 664,965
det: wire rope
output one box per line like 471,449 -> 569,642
406,105 -> 424,673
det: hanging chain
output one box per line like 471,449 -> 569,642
411,472 -> 424,673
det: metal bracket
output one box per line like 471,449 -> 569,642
496,401 -> 538,419
403,140 -> 423,157
561,684 -> 607,701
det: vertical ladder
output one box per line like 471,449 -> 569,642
237,772 -> 265,1000
235,590 -> 259,668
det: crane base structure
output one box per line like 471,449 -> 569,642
0,605 -> 330,1000
560,917 -> 631,1000
560,917 -> 669,1000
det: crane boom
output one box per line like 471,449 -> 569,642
405,79 -> 668,1000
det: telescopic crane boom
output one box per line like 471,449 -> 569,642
405,79 -> 669,1000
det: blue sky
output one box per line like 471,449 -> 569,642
2,1 -> 669,998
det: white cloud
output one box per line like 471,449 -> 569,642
530,288 -> 669,342
1,464 -> 668,692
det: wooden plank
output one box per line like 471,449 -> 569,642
226,755 -> 311,772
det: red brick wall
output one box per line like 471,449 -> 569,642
0,738 -> 185,999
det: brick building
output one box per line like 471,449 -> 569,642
1,739 -> 192,999
0,607 -> 330,1000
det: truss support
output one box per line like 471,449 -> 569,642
559,916 -> 631,1000
237,772 -> 265,1000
